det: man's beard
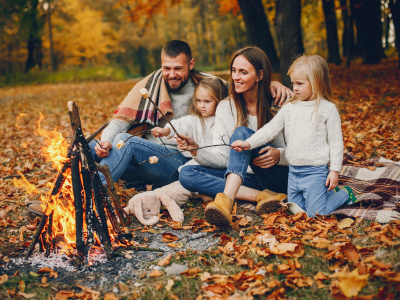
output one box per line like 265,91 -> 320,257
165,76 -> 189,92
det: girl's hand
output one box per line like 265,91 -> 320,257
176,134 -> 199,156
252,146 -> 280,168
94,141 -> 112,158
326,171 -> 339,191
151,127 -> 170,138
231,140 -> 250,152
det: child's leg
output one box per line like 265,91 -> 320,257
324,189 -> 350,214
302,166 -> 329,217
287,166 -> 306,210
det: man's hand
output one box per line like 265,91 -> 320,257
94,141 -> 112,158
176,134 -> 199,156
151,127 -> 170,138
326,171 -> 339,191
252,146 -> 280,168
231,140 -> 250,152
270,82 -> 294,107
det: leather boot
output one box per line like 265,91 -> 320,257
204,193 -> 234,227
27,201 -> 45,217
255,189 -> 287,215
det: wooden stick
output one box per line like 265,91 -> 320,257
25,215 -> 48,259
71,150 -> 84,262
92,214 -> 113,259
85,121 -> 110,143
45,212 -> 53,257
100,184 -> 122,233
146,95 -> 182,139
81,157 -> 94,264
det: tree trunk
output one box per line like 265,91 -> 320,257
275,0 -> 305,87
322,0 -> 341,65
353,0 -> 384,64
199,1 -> 210,65
137,46 -> 146,76
24,0 -> 41,73
237,0 -> 281,72
47,1 -> 56,71
340,0 -> 355,61
389,0 -> 400,68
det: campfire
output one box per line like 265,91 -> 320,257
15,102 -> 149,265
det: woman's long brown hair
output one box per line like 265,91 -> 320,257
229,47 -> 273,130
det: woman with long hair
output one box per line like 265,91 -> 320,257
177,46 -> 290,227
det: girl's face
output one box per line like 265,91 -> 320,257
231,55 -> 260,94
196,87 -> 218,117
290,68 -> 313,101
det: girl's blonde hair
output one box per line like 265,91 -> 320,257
189,77 -> 225,127
287,55 -> 339,114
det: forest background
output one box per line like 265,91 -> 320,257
0,0 -> 399,88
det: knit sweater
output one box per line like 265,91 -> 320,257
101,77 -> 196,149
246,99 -> 343,172
193,99 -> 288,173
165,115 -> 215,170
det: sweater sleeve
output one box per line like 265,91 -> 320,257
164,116 -> 196,140
101,119 -> 133,143
246,106 -> 286,150
326,106 -> 344,172
192,105 -> 232,168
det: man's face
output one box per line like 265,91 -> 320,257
161,52 -> 195,92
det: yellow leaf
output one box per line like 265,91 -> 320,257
337,218 -> 354,229
19,280 -> 26,293
0,274 -> 8,285
338,269 -> 369,297
165,279 -> 174,292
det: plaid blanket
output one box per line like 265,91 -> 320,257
113,69 -> 228,126
238,152 -> 400,223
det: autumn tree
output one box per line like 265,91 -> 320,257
275,0 -> 305,86
322,0 -> 341,65
389,0 -> 400,68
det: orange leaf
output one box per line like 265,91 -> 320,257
149,270 -> 163,277
157,254 -> 172,266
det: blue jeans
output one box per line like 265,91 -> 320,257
89,133 -> 191,185
179,127 -> 289,197
288,165 -> 349,217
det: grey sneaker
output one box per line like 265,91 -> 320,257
27,201 -> 44,217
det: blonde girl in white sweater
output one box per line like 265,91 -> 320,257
232,55 -> 357,217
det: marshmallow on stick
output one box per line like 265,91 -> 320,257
140,88 -> 182,139
149,156 -> 159,164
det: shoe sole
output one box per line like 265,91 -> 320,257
257,197 -> 287,216
205,206 -> 231,228
27,206 -> 44,217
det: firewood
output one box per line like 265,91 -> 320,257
71,150 -> 84,262
81,159 -> 94,263
45,213 -> 53,257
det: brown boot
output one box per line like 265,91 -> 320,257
204,193 -> 234,227
27,201 -> 45,217
255,189 -> 287,215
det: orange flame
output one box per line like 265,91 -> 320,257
13,171 -> 37,194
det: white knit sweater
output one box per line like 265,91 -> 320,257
246,99 -> 343,172
193,99 -> 288,173
165,115 -> 215,170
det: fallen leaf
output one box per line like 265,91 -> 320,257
169,294 -> 180,300
55,291 -> 75,300
18,292 -> 36,299
162,233 -> 179,243
149,270 -> 163,277
0,274 -> 8,285
104,293 -> 118,300
38,267 -> 54,274
19,280 -> 26,293
338,269 -> 369,297
337,218 -> 354,229
41,277 -> 47,284
158,254 -> 172,266
165,279 -> 174,292
314,272 -> 329,280
200,272 -> 212,281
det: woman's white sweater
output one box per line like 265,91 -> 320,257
165,115 -> 215,170
246,99 -> 343,172
193,99 -> 288,173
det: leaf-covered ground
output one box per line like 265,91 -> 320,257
0,60 -> 399,300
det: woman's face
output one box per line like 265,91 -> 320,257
231,55 -> 260,94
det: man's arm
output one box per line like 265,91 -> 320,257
270,81 -> 294,107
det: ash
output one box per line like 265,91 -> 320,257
0,229 -> 219,290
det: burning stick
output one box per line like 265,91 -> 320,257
45,213 -> 53,257
140,88 -> 182,139
71,150 -> 85,263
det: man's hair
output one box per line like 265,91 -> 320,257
162,40 -> 192,61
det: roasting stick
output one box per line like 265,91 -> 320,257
140,88 -> 183,140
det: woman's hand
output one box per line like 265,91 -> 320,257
151,127 -> 170,138
176,134 -> 199,156
252,146 -> 280,168
270,82 -> 294,107
326,171 -> 339,191
94,141 -> 112,158
231,140 -> 250,152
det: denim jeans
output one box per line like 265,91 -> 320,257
89,133 -> 191,185
288,165 -> 349,217
179,126 -> 289,197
